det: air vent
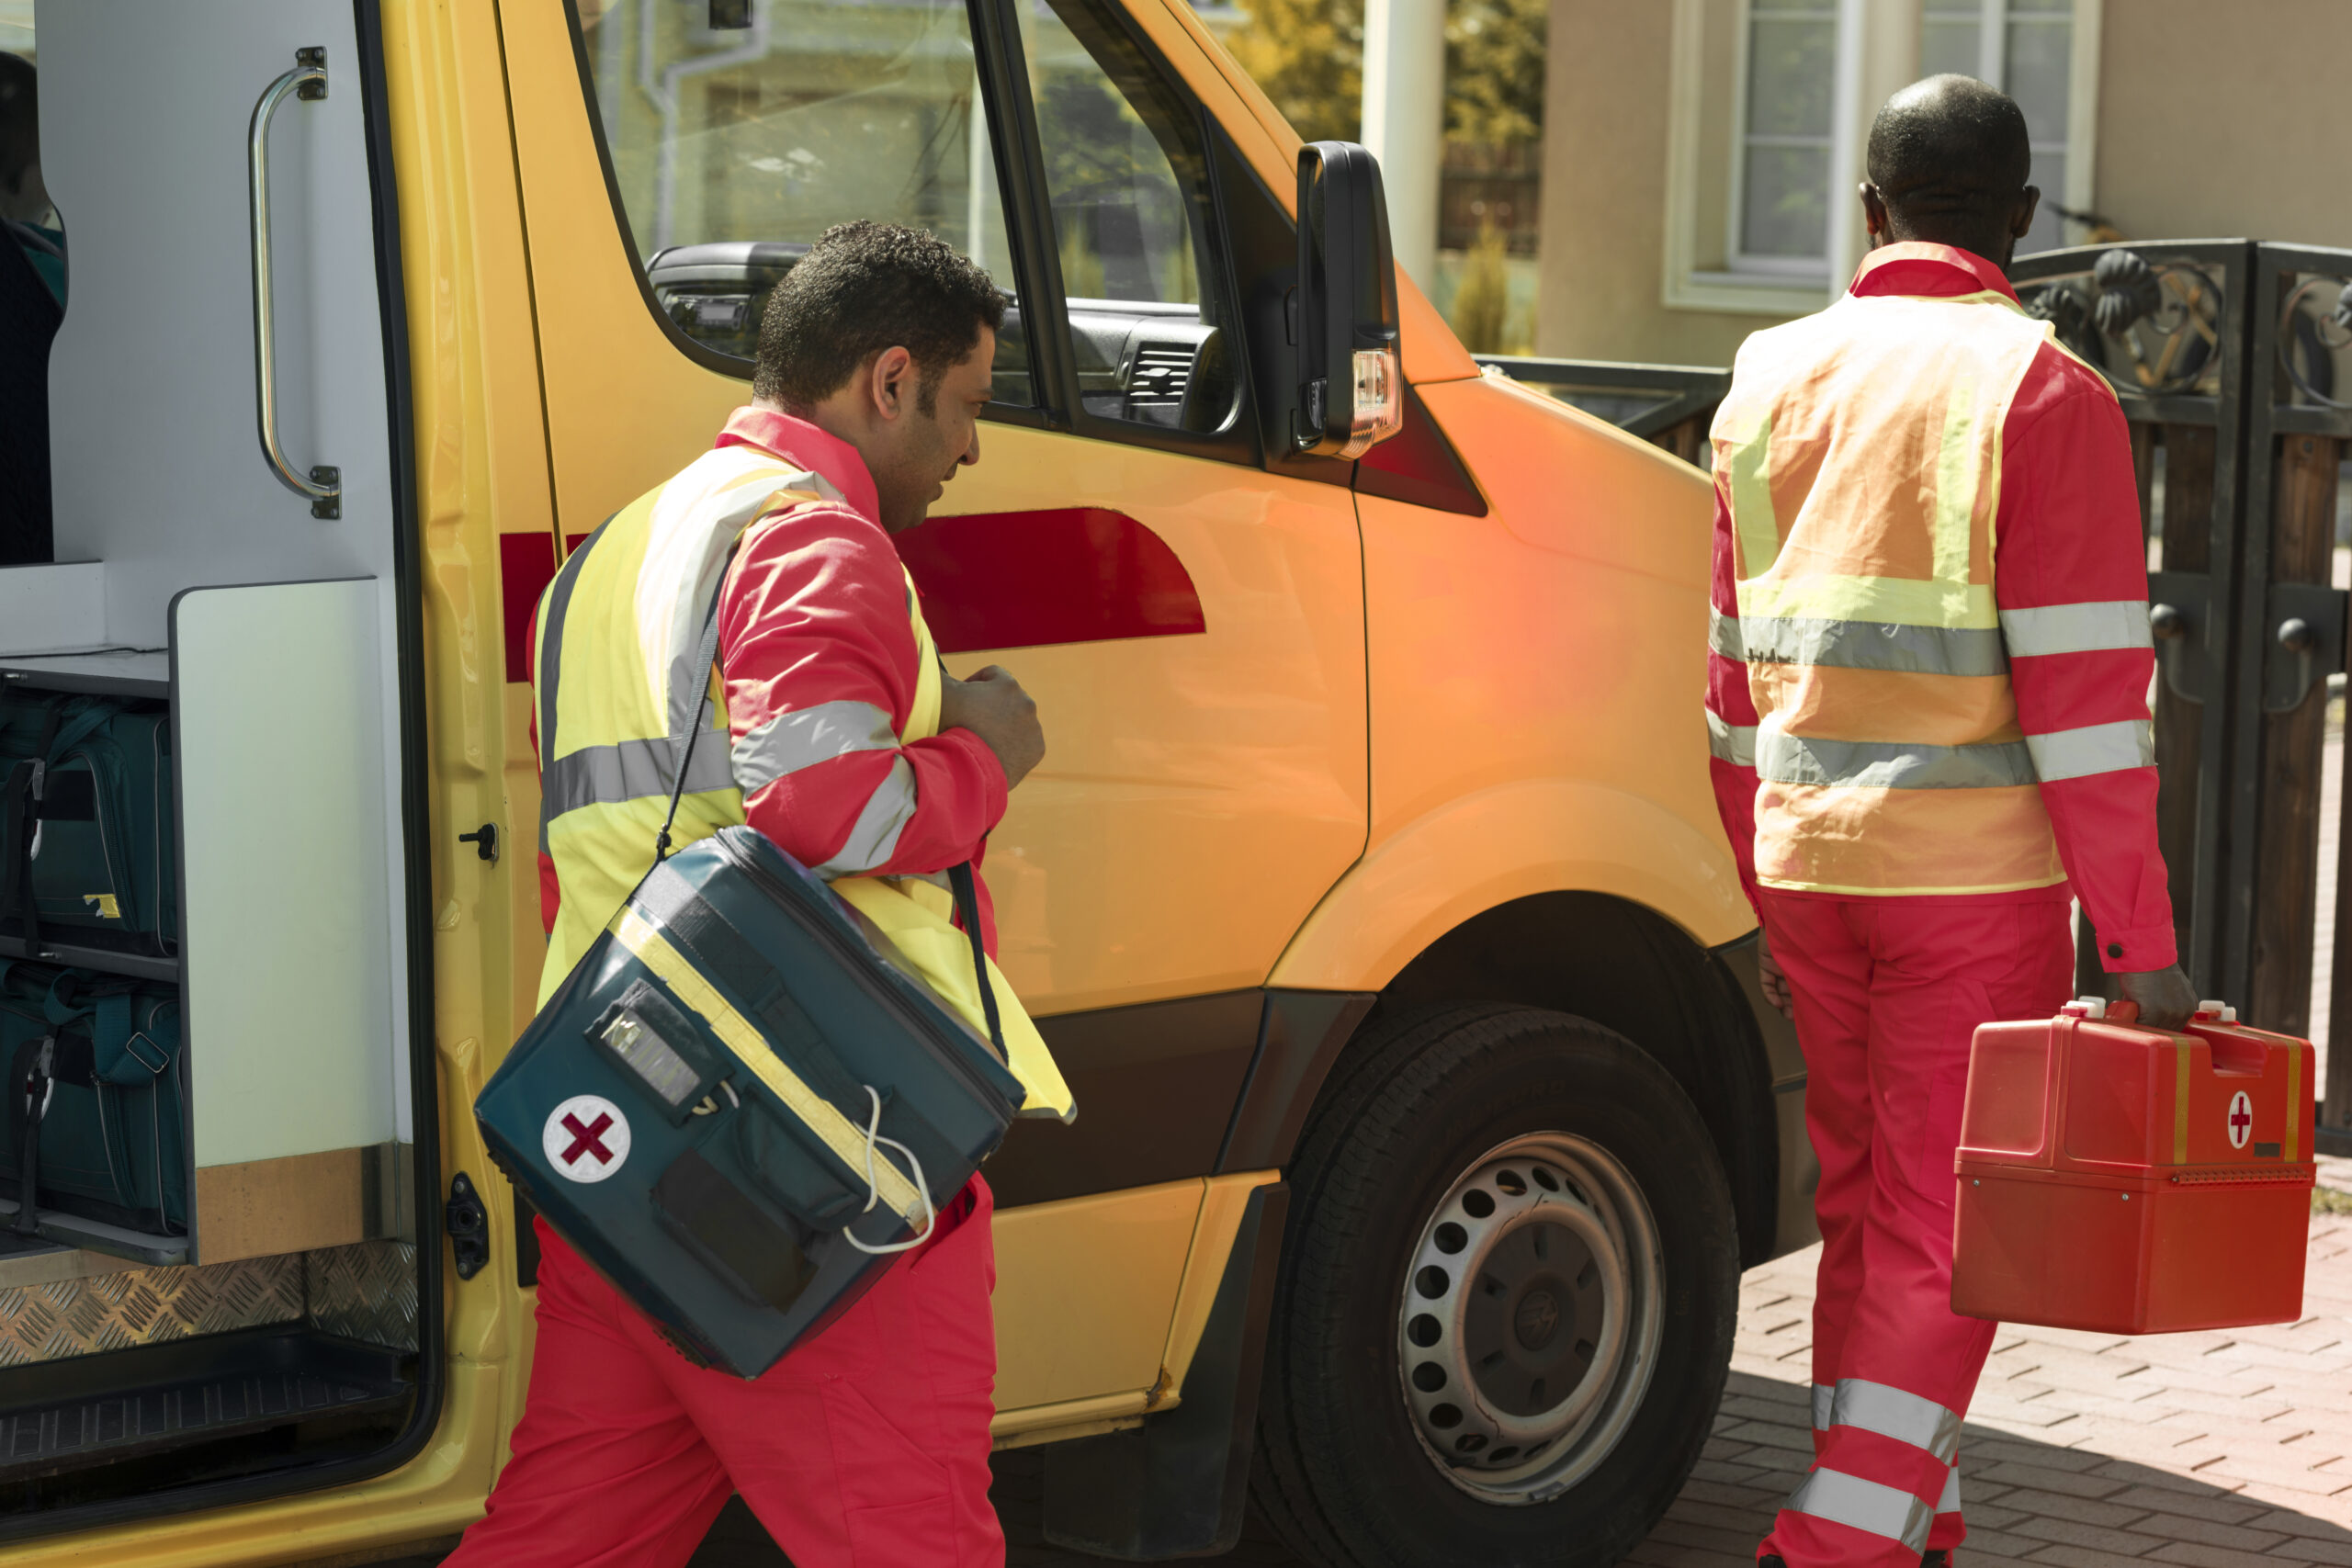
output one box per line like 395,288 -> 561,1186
1125,343 -> 1193,411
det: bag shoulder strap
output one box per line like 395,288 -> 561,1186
946,862 -> 1007,1056
654,569 -> 731,863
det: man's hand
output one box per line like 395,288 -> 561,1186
940,665 -> 1045,790
2117,963 -> 2199,1031
1756,929 -> 1794,1021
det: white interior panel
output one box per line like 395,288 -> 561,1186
179,581 -> 395,1168
39,2 -> 414,1140
0,563 -> 105,653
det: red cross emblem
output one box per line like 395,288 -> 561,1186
560,1111 -> 615,1167
543,1094 -> 630,1183
2227,1089 -> 2254,1151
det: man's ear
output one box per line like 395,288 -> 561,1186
2012,186 -> 2041,241
869,346 -> 916,421
1860,181 -> 1889,242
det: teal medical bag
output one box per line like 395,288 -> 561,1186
2,690 -> 177,957
475,597 -> 1026,1378
1,961 -> 187,1235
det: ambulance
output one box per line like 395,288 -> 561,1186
0,2 -> 1810,1564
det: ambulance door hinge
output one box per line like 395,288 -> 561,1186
446,1171 -> 490,1281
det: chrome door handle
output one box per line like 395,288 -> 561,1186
248,47 -> 340,520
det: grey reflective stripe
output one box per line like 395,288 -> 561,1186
813,755 -> 919,876
1706,710 -> 1757,768
1756,731 -> 2039,791
1937,1464 -> 1961,1514
2000,599 -> 2154,658
1711,608 -> 1746,662
1828,1378 -> 1962,1462
731,700 -> 898,796
1784,1469 -> 1934,1552
1740,616 -> 2008,677
2025,719 -> 2154,783
1812,1383 -> 1832,1432
536,519 -> 613,854
543,732 -> 735,821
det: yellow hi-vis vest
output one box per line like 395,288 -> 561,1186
533,445 -> 1073,1121
1710,285 -> 2071,897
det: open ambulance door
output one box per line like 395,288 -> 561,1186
0,0 -> 441,1541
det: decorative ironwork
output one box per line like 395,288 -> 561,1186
2278,273 -> 2352,409
2017,247 -> 2226,398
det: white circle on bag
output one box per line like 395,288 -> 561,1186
544,1093 -> 631,1182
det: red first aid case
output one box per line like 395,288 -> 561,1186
1952,998 -> 2314,1334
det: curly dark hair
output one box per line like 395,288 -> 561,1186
752,221 -> 1005,414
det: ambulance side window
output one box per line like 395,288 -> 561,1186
1020,0 -> 1245,442
572,0 -> 1038,406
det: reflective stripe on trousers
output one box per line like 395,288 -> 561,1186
1811,1380 -> 1962,1513
1784,1470 -> 1935,1554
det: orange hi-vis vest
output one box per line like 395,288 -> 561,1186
1707,273 -> 2132,897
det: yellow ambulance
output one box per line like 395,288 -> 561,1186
0,2 -> 1808,1563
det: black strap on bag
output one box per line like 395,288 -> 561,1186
651,580 -> 1009,1058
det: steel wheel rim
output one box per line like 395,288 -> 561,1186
1396,1132 -> 1666,1505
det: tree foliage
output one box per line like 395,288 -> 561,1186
1225,0 -> 1547,151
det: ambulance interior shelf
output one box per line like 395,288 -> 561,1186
0,581 -> 409,1269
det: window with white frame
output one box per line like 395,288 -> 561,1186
1733,0 -> 1838,274
1920,0 -> 2076,254
1668,0 -> 2099,315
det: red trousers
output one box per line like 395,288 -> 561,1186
1756,893 -> 2073,1568
445,1177 -> 1003,1568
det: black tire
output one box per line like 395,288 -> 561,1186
1250,1005 -> 1740,1568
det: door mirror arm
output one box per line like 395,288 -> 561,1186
1293,141 -> 1404,459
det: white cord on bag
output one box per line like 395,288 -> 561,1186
842,1084 -> 937,1256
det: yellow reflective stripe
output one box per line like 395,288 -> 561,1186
611,907 -> 925,1221
1934,369 -> 1984,589
1737,572 -> 1997,630
1725,409 -> 1781,578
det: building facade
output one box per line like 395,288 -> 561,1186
1536,0 -> 2352,366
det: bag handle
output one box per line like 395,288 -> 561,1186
652,577 -> 1009,1059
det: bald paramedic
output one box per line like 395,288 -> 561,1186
1702,77 -> 2198,1568
447,221 -> 1063,1568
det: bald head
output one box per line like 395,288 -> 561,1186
1860,75 -> 2039,271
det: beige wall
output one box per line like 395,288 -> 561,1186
2093,0 -> 2352,249
1539,0 -> 2352,370
1535,0 -> 1796,366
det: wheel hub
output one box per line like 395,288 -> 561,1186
1396,1134 -> 1664,1504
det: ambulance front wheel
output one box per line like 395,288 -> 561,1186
1250,1005 -> 1740,1568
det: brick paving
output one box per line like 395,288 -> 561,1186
379,1188 -> 2352,1568
1659,1199 -> 2352,1568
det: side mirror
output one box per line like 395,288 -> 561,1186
1294,141 -> 1403,459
